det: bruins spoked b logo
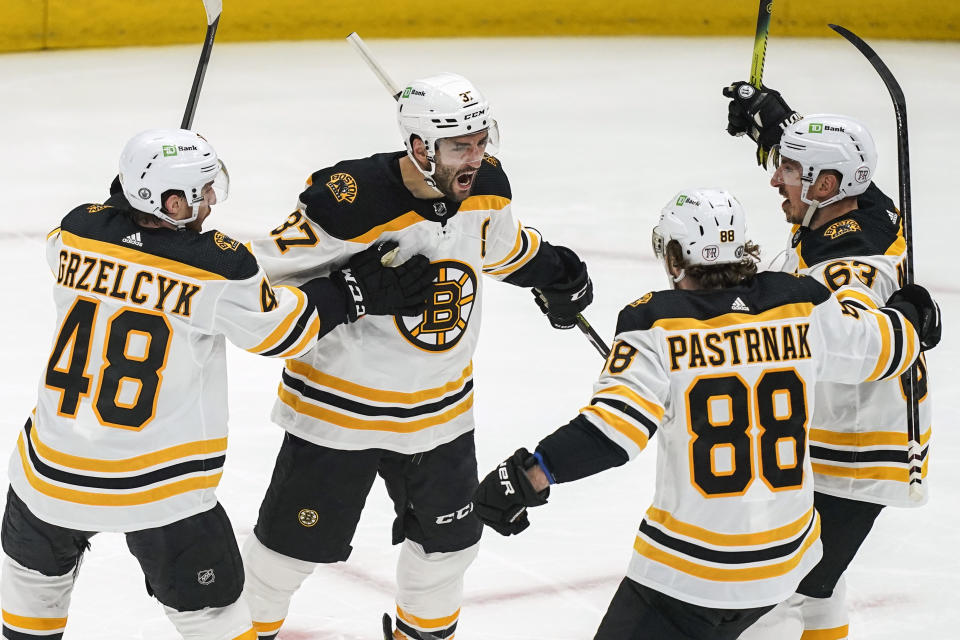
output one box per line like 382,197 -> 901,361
396,261 -> 477,352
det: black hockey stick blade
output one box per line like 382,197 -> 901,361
577,313 -> 611,359
180,0 -> 223,130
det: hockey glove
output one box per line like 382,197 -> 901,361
474,448 -> 550,536
332,241 -> 435,321
722,81 -> 801,168
532,246 -> 593,330
885,284 -> 942,351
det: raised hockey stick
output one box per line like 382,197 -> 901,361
828,24 -> 924,501
180,0 -> 223,129
750,0 -> 774,166
346,32 -> 612,359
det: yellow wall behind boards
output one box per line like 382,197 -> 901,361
2,0 -> 958,53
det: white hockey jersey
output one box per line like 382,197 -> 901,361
560,272 -> 917,609
778,183 -> 931,507
251,152 -> 571,454
8,197 -> 321,532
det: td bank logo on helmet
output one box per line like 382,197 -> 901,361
161,144 -> 200,157
808,123 -> 846,134
402,87 -> 426,98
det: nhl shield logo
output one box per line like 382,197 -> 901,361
197,569 -> 215,585
326,172 -> 358,203
396,261 -> 477,352
434,201 -> 448,217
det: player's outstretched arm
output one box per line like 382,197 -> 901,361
722,81 -> 801,167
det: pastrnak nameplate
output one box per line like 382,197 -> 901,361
326,172 -> 358,203
823,218 -> 861,239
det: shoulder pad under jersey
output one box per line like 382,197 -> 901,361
471,155 -> 512,200
615,272 -> 830,333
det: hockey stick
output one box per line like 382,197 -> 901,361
180,0 -> 223,129
828,24 -> 924,501
750,0 -> 774,166
346,32 -> 611,359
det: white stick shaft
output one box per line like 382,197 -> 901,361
346,32 -> 401,99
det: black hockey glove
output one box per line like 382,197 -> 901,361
331,241 -> 435,321
474,448 -> 550,536
885,284 -> 942,351
722,81 -> 801,167
532,246 -> 593,330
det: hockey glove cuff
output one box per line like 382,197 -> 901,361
722,81 -> 801,167
886,284 -> 942,351
532,246 -> 593,330
474,448 -> 550,536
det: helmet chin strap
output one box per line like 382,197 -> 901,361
800,200 -> 820,228
405,147 -> 445,197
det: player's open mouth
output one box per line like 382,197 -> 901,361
456,172 -> 476,189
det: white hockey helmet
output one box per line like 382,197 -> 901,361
397,72 -> 500,180
652,188 -> 749,282
771,114 -> 877,215
118,128 -> 229,228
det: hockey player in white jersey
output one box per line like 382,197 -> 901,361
240,72 -> 594,640
0,129 -> 434,640
723,82 -> 938,639
474,188 -> 940,640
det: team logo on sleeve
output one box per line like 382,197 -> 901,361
629,292 -> 653,307
86,204 -> 110,214
213,231 -> 240,251
823,218 -> 862,239
396,261 -> 477,352
326,172 -> 358,203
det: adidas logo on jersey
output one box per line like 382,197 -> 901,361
731,297 -> 750,312
121,232 -> 143,247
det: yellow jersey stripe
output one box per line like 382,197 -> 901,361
29,421 -> 226,473
485,230 -> 541,276
277,387 -> 473,433
812,457 -> 929,482
835,288 -> 878,309
896,316 -> 918,378
46,227 -> 62,241
644,506 -> 814,547
60,231 -> 226,281
284,360 -> 472,404
19,435 -> 222,506
459,195 -> 510,213
581,405 -> 649,451
809,427 -> 931,448
231,629 -> 257,640
252,620 -> 284,633
277,314 -> 321,359
651,303 -> 815,331
248,286 -> 307,354
396,606 -> 460,629
633,514 -> 820,582
864,310 -> 893,382
594,384 -> 666,422
800,625 -> 849,640
2,611 -> 68,631
885,231 -> 907,257
483,226 -> 525,270
348,211 -> 424,244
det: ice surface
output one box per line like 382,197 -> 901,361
1,35 -> 957,639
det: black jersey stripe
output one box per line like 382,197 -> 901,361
591,398 -> 659,438
880,309 -> 906,380
637,513 -> 815,565
483,227 -> 529,273
396,618 -> 456,639
3,627 -> 63,640
261,302 -> 317,357
810,444 -> 929,465
24,421 -> 224,490
281,371 -> 473,418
